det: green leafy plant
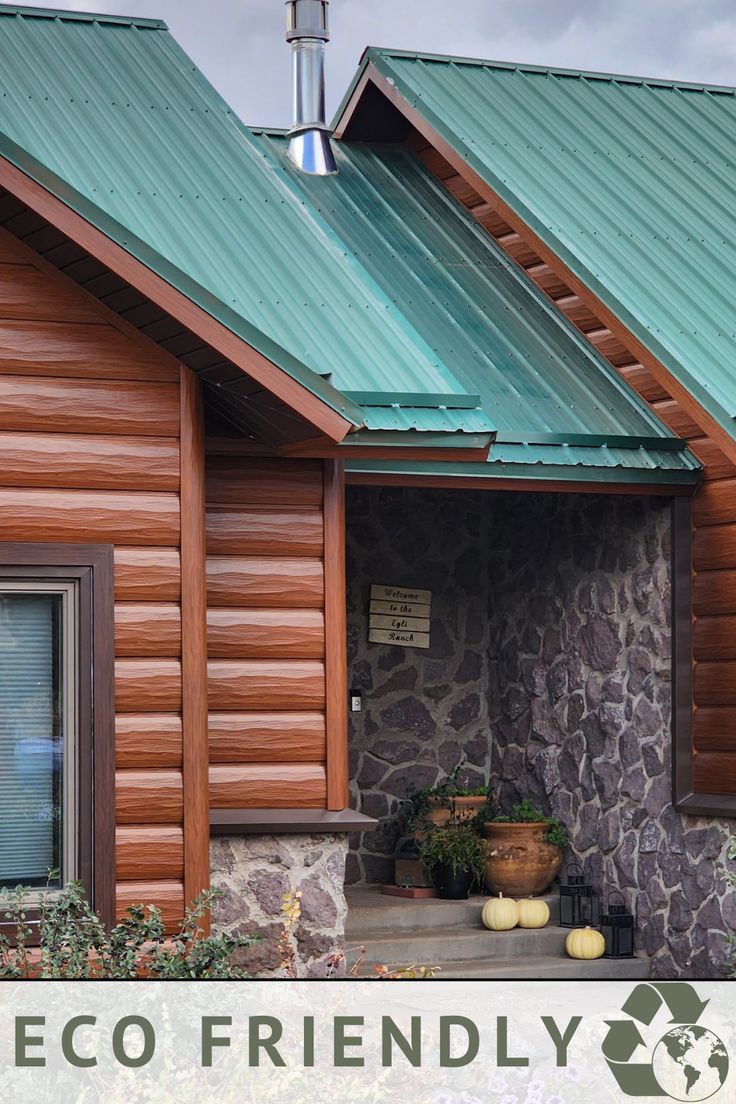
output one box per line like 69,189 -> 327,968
419,821 -> 487,889
0,880 -> 256,979
403,759 -> 492,833
485,797 -> 569,850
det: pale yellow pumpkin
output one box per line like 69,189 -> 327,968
516,897 -> 550,929
482,893 -> 519,931
565,926 -> 605,960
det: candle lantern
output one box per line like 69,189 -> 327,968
602,891 -> 635,958
558,862 -> 600,928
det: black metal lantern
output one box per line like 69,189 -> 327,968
602,891 -> 635,958
558,862 -> 600,928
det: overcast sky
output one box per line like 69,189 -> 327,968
35,0 -> 736,127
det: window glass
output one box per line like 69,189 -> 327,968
0,589 -> 68,889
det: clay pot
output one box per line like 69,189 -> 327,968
483,822 -> 563,897
415,795 -> 488,842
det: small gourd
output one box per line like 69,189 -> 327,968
482,893 -> 519,931
516,897 -> 550,929
565,926 -> 605,960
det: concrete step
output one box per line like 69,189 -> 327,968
345,888 -> 559,938
346,922 -> 570,964
406,954 -> 651,980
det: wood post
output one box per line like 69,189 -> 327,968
179,367 -> 210,925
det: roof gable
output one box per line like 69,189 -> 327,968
337,48 -> 736,446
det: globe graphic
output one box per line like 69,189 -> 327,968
652,1026 -> 729,1101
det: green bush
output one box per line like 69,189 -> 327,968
420,821 -> 487,890
0,880 -> 255,979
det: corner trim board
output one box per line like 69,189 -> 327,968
323,459 -> 349,809
180,368 -> 211,921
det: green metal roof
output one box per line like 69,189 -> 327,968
339,48 -> 736,443
254,132 -> 692,446
0,8 -> 699,481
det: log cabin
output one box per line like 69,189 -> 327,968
0,1 -> 733,978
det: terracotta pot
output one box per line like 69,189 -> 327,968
483,822 -> 562,897
415,795 -> 488,841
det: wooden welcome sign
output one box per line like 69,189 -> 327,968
368,584 -> 432,649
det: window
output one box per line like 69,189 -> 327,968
0,545 -> 115,935
0,581 -> 77,891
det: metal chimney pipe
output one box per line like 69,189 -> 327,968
285,0 -> 337,175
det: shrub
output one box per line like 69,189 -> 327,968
0,880 -> 255,979
420,821 -> 487,890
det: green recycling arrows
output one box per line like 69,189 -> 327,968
603,982 -> 710,1097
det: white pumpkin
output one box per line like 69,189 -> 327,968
565,926 -> 605,960
482,893 -> 519,931
516,897 -> 550,929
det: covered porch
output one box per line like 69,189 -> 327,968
343,478 -> 701,975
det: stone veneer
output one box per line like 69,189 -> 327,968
210,834 -> 349,977
346,485 -> 736,979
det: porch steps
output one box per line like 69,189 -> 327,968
345,887 -> 650,980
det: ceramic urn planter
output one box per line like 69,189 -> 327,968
483,821 -> 563,897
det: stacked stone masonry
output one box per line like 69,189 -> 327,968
210,834 -> 349,977
346,486 -> 736,979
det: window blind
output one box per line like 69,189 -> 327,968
0,593 -> 62,888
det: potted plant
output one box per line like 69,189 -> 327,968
405,760 -> 492,840
419,821 -> 487,900
482,798 -> 568,897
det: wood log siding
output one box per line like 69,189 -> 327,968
205,454 -> 333,809
0,229 -> 191,928
409,132 -> 736,801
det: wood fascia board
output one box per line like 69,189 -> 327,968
279,443 -> 494,461
345,470 -> 696,496
343,65 -> 736,467
0,155 -> 355,444
332,66 -> 374,141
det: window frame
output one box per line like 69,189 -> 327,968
0,544 -> 115,940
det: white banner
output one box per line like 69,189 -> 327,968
0,980 -> 733,1104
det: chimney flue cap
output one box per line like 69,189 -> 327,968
286,0 -> 329,43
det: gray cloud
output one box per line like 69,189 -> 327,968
23,0 -> 736,127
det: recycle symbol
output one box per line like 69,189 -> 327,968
603,983 -> 711,1097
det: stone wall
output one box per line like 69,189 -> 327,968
210,834 -> 349,977
346,485 -> 736,979
346,486 -> 494,886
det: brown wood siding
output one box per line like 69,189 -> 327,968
409,133 -> 736,800
0,229 -> 189,928
206,454 -> 330,809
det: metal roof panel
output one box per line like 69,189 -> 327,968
358,48 -> 736,439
